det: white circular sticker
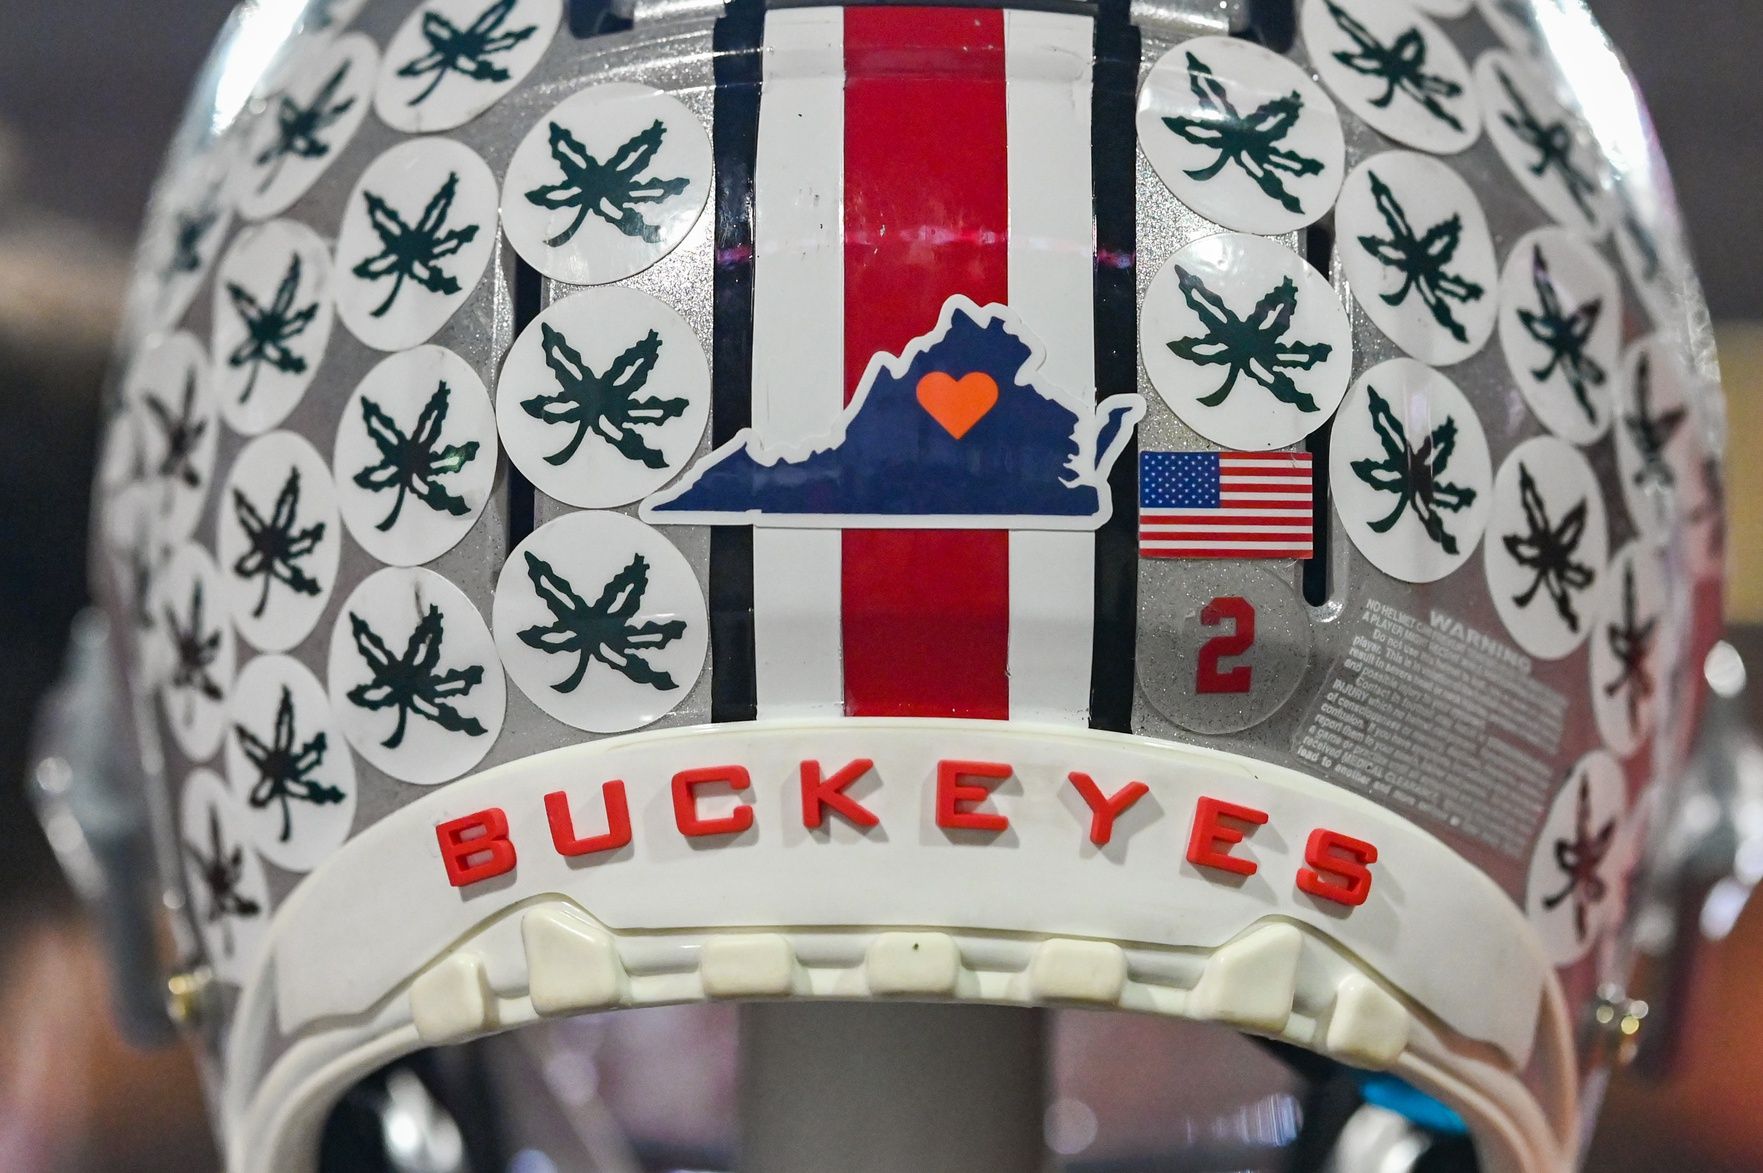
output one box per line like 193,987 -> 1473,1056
238,33 -> 378,220
178,769 -> 271,985
146,148 -> 237,332
1483,436 -> 1608,660
335,137 -> 499,351
155,542 -> 237,762
216,432 -> 341,652
1476,0 -> 1547,58
122,332 -> 218,543
1301,0 -> 1481,155
375,0 -> 563,133
1409,0 -> 1472,16
496,288 -> 711,506
1330,358 -> 1492,583
493,511 -> 708,733
211,220 -> 335,435
500,82 -> 712,285
1135,38 -> 1346,235
224,654 -> 357,872
1336,151 -> 1498,367
1474,51 -> 1611,241
1497,227 -> 1620,446
1525,749 -> 1626,967
1613,335 -> 1697,542
1139,234 -> 1352,451
334,346 -> 499,566
328,566 -> 506,784
1589,540 -> 1667,757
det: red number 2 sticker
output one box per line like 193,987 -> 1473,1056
1196,596 -> 1256,695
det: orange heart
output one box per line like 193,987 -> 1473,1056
915,371 -> 999,440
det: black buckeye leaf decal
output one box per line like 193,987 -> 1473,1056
518,552 -> 686,693
396,0 -> 539,106
235,685 -> 343,843
225,252 -> 319,404
1357,171 -> 1484,344
1161,53 -> 1324,215
1323,0 -> 1464,131
1165,265 -> 1332,411
231,467 -> 326,618
521,322 -> 686,468
352,382 -> 480,530
345,600 -> 487,748
523,120 -> 690,246
1502,462 -> 1594,632
1350,383 -> 1478,555
351,172 -> 481,317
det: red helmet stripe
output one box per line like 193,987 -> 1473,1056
840,8 -> 1013,719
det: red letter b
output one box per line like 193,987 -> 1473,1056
436,808 -> 517,887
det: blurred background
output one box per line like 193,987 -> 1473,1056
0,1 -> 1760,1170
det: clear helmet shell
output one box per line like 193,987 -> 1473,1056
86,0 -> 1728,1168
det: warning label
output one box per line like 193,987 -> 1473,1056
1294,599 -> 1566,859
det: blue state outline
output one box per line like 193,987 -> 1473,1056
639,294 -> 1147,531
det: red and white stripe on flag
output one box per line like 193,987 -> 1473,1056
1139,452 -> 1316,560
748,6 -> 1099,723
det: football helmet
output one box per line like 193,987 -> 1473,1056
49,0 -> 1735,1168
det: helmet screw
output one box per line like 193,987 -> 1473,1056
1593,984 -> 1648,1066
166,967 -> 214,1031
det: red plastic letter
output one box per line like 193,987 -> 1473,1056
546,782 -> 632,857
1186,796 -> 1268,877
673,766 -> 754,837
436,808 -> 516,887
1067,771 -> 1150,846
1298,828 -> 1379,907
801,759 -> 880,830
936,760 -> 1012,833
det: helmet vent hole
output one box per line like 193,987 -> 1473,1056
1304,219 -> 1335,283
506,259 -> 542,552
1301,416 -> 1334,610
1239,0 -> 1297,54
569,0 -> 633,38
1300,219 -> 1336,609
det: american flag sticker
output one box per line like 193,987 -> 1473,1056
1139,450 -> 1315,560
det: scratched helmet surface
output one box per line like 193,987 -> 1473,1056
90,0 -> 1726,1168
